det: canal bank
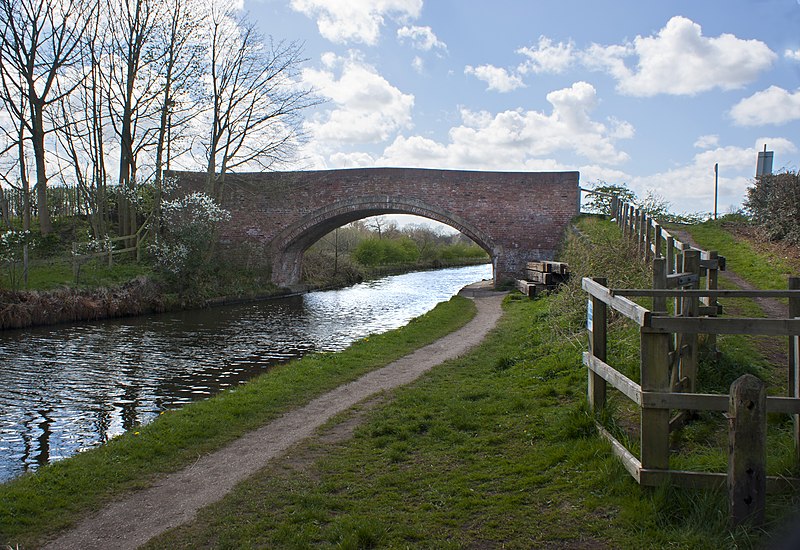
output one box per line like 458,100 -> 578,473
0,265 -> 492,483
40,284 -> 506,550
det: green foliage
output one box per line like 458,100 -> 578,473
352,237 -> 419,266
745,170 -> 800,245
148,192 -> 231,285
583,182 -> 706,223
438,242 -> 486,260
583,181 -> 636,215
0,230 -> 32,290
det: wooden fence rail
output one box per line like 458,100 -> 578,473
71,228 -> 145,284
583,195 -> 800,525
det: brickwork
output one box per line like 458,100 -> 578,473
171,168 -> 580,287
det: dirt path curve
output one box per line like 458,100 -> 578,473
670,228 -> 787,318
44,284 -> 507,550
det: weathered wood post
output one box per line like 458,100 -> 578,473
790,276 -> 800,458
610,195 -> 619,221
645,214 -> 653,261
622,204 -> 630,235
728,374 -> 766,527
652,257 -> 667,313
588,277 -> 608,413
640,327 -> 672,472
72,242 -> 79,283
703,250 -> 720,356
653,223 -> 663,259
681,249 -> 701,391
666,235 -> 675,275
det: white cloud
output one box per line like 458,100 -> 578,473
411,56 -> 425,73
694,135 -> 720,149
397,25 -> 446,51
752,136 -> 798,158
302,53 -> 415,145
464,64 -> 525,93
290,0 -> 422,45
517,36 -> 575,74
379,81 -> 631,169
786,48 -> 800,61
328,151 -> 377,168
583,16 -> 776,96
730,86 -> 800,126
629,145 -> 763,213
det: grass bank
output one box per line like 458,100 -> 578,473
142,216 -> 798,549
0,295 -> 477,548
669,217 -> 798,289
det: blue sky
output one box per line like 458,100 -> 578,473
246,0 -> 800,215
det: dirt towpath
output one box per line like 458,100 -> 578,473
670,228 -> 787,318
44,284 -> 507,550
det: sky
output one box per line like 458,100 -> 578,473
245,0 -> 800,217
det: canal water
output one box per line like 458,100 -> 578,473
0,264 -> 492,483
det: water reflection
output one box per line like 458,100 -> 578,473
0,264 -> 491,482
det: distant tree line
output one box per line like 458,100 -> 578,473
0,0 -> 317,238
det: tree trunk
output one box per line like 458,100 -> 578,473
31,103 -> 52,234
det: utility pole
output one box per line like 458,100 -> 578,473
714,163 -> 719,220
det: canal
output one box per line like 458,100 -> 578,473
0,264 -> 492,483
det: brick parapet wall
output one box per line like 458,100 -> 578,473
171,168 -> 579,286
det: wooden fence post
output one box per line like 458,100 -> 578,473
640,328 -> 671,472
704,250 -> 720,356
790,276 -> 800,459
588,277 -> 608,413
645,215 -> 653,261
23,242 -> 28,289
681,249 -> 701,391
610,196 -> 619,221
666,236 -> 675,276
72,242 -> 79,283
653,223 -> 662,258
622,204 -> 630,235
728,374 -> 766,527
652,257 -> 667,313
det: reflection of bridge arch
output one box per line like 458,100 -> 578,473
171,167 -> 580,287
269,195 -> 499,287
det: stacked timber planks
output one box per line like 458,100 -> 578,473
515,261 -> 570,298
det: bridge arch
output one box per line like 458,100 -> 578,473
171,167 -> 580,288
270,195 -> 499,287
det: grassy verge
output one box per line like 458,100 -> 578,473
138,217 -> 797,549
0,295 -> 477,547
1,257 -> 152,291
670,218 -> 798,288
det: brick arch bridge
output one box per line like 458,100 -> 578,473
173,168 -> 579,287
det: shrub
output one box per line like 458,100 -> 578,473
352,238 -> 420,266
148,192 -> 231,280
745,170 -> 800,245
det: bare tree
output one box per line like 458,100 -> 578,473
105,0 -> 165,237
0,0 -> 96,234
0,94 -> 33,230
150,0 -> 204,233
202,4 -> 318,200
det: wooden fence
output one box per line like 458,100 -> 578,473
71,228 -> 144,284
583,195 -> 800,524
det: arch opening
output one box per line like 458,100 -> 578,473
270,196 -> 499,287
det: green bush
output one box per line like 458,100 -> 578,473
745,170 -> 800,245
438,242 -> 486,260
352,238 -> 419,266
